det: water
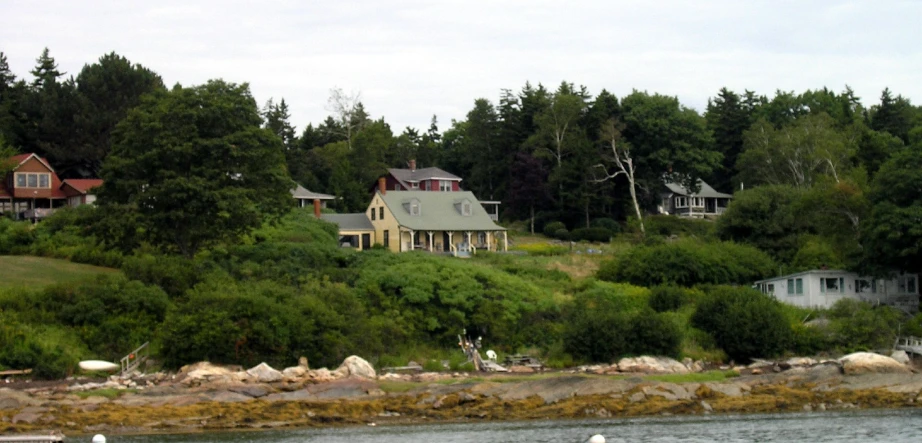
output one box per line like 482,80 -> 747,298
108,409 -> 922,442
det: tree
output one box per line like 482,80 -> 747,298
463,99 -> 501,199
861,147 -> 922,277
594,118 -> 644,234
619,91 -> 721,207
692,286 -> 793,361
706,87 -> 751,190
67,52 -> 164,176
262,98 -> 297,148
98,80 -> 293,258
870,88 -> 918,144
737,113 -> 856,188
507,152 -> 549,233
30,48 -> 63,89
716,185 -> 811,263
325,87 -> 366,150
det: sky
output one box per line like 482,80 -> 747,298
1,0 -> 920,134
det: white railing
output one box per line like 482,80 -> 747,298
488,213 -> 498,222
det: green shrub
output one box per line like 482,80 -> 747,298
649,285 -> 690,312
513,243 -> 568,256
591,218 -> 621,233
39,275 -> 171,361
598,239 -> 775,287
0,218 -> 34,254
571,227 -> 612,243
120,254 -> 201,298
644,215 -> 715,238
543,221 -> 566,238
562,282 -> 679,363
691,286 -> 792,362
827,299 -> 903,352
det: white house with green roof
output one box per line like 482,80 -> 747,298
365,186 -> 507,256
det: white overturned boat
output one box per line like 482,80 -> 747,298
78,360 -> 119,372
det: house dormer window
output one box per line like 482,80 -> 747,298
410,182 -> 419,189
405,198 -> 421,216
16,172 -> 51,189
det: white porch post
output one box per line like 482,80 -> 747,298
427,231 -> 434,252
448,232 -> 454,256
487,232 -> 493,251
409,229 -> 415,250
503,231 -> 508,252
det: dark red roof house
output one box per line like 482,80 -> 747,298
0,153 -> 102,220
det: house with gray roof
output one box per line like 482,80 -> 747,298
291,184 -> 335,209
366,179 -> 507,256
380,160 -> 500,222
659,179 -> 733,218
320,213 -> 376,250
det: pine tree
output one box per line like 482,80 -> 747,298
30,47 -> 63,89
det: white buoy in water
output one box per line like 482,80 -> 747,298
588,435 -> 606,443
92,435 -> 106,443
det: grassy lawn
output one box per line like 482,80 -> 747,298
0,256 -> 119,289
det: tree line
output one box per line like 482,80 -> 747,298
2,48 -> 921,276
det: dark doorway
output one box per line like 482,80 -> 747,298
362,233 -> 371,250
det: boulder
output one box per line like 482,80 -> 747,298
839,352 -> 911,375
617,356 -> 689,374
308,368 -> 338,382
298,356 -> 310,369
335,356 -> 377,379
890,350 -> 911,366
246,362 -> 284,383
282,366 -> 307,380
785,357 -> 818,367
178,362 -> 245,385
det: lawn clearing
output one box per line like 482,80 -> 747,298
0,256 -> 119,289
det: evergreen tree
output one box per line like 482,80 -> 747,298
30,47 -> 63,89
706,88 -> 750,190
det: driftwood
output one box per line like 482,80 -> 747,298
0,368 -> 32,376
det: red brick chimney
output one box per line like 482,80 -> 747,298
408,159 -> 416,171
313,199 -> 321,218
378,177 -> 386,195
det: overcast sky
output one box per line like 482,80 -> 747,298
2,0 -> 920,133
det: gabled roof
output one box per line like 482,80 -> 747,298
664,180 -> 733,198
754,269 -> 854,284
388,167 -> 462,188
321,213 -> 375,231
290,184 -> 335,200
61,179 -> 103,194
378,190 -> 504,231
10,153 -> 55,172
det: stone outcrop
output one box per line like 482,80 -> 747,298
335,356 -> 376,379
246,363 -> 284,383
839,352 -> 910,375
617,356 -> 689,374
890,350 -> 911,366
177,362 -> 245,385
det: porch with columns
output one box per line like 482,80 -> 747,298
399,228 -> 508,256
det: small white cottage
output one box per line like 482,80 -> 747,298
754,270 -> 919,313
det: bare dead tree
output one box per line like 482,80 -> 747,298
594,118 -> 645,235
326,87 -> 363,150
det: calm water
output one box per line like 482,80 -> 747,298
105,409 -> 922,442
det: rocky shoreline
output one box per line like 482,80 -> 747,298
1,352 -> 921,437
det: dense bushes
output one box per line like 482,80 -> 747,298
598,239 -> 776,287
644,215 -> 715,238
649,285 -> 694,312
543,221 -> 566,238
691,286 -> 793,361
570,227 -> 613,243
37,276 -> 170,361
563,283 -> 681,362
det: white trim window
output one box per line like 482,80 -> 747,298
820,277 -> 844,294
675,196 -> 688,208
898,275 -> 918,294
855,279 -> 876,294
439,180 -> 452,192
16,172 -> 51,189
409,199 -> 421,216
409,182 -> 419,189
787,278 -> 804,295
692,197 -> 705,207
461,201 -> 472,216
